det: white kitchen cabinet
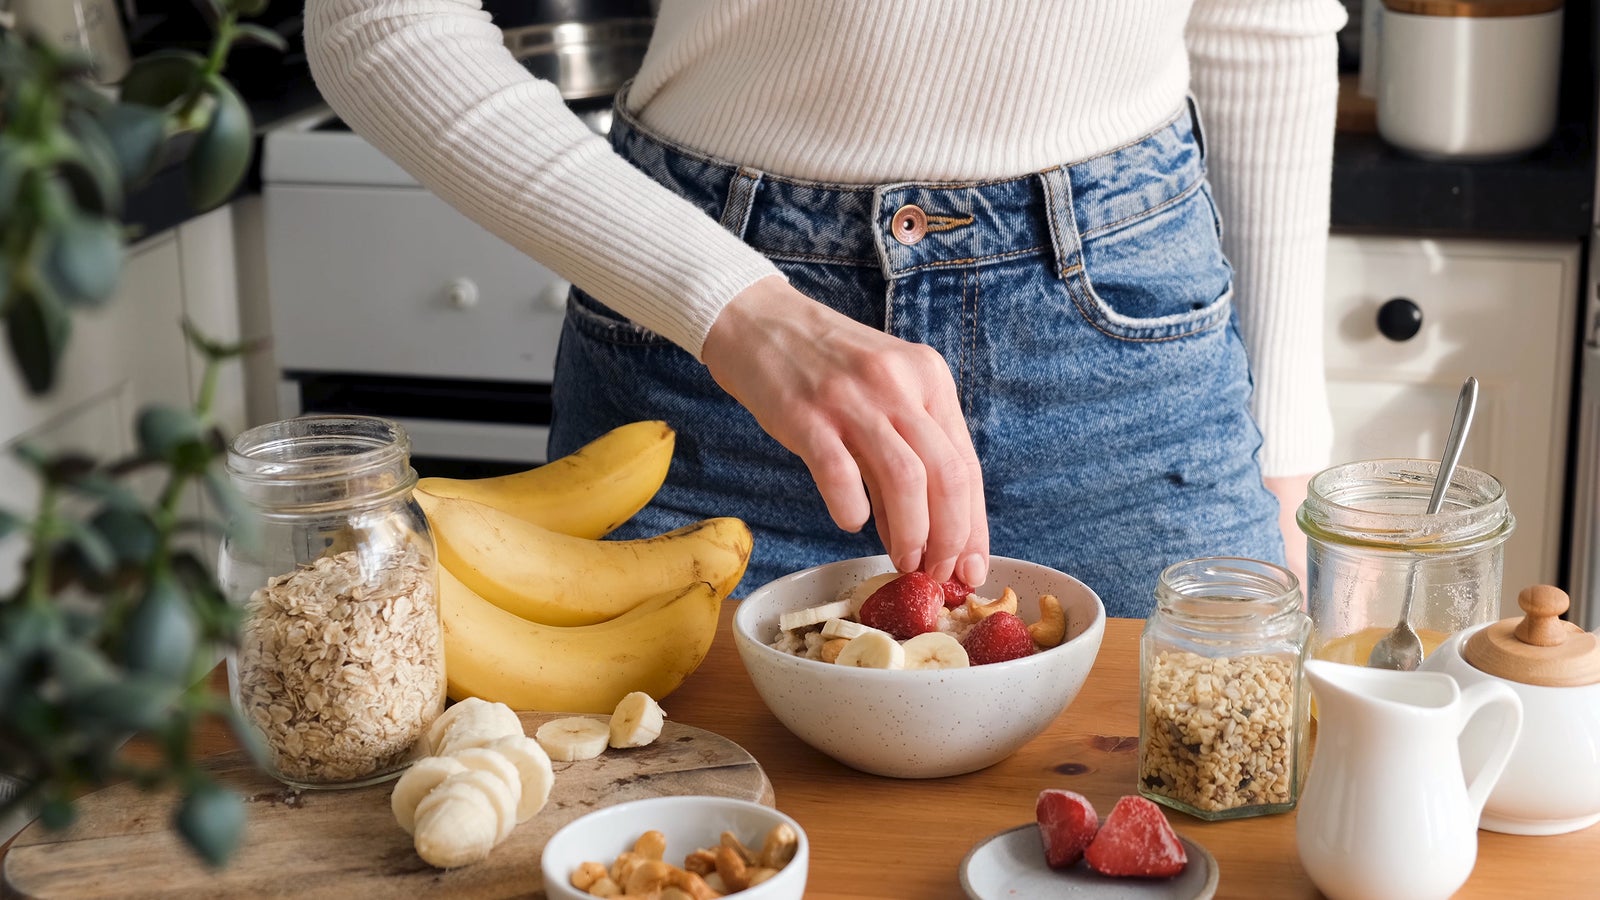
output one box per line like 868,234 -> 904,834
0,206 -> 247,591
1323,235 -> 1581,613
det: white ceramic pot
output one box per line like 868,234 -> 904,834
1377,0 -> 1563,160
1422,625 -> 1600,835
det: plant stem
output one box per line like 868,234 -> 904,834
175,15 -> 237,123
24,482 -> 57,609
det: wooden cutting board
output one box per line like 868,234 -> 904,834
2,711 -> 772,899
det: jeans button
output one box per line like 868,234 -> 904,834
891,204 -> 928,245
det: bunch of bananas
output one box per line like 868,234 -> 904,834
416,421 -> 753,714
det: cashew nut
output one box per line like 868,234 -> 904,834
714,844 -> 751,891
660,888 -> 695,900
966,587 -> 1020,621
819,637 -> 850,664
719,831 -> 757,865
1027,593 -> 1066,648
633,830 -> 667,861
572,860 -> 609,891
624,858 -> 675,895
747,867 -> 780,887
610,851 -> 644,885
666,869 -> 721,900
683,847 -> 717,876
758,823 -> 799,869
587,875 -> 621,897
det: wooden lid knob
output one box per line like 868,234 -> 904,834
1463,585 -> 1600,687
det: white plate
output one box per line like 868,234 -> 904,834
960,823 -> 1219,900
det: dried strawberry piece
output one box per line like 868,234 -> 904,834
857,571 -> 943,640
939,579 -> 972,609
961,611 -> 1035,666
1035,789 -> 1098,869
1083,795 -> 1187,878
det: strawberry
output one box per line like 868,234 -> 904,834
857,572 -> 943,640
962,611 -> 1035,665
1035,790 -> 1098,869
940,579 -> 972,609
1083,795 -> 1187,878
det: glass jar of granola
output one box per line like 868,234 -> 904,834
1138,557 -> 1311,820
219,415 -> 445,790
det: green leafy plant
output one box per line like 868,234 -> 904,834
0,0 -> 284,866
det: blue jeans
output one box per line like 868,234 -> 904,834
549,99 -> 1283,618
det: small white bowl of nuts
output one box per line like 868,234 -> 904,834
734,555 -> 1106,779
539,795 -> 808,900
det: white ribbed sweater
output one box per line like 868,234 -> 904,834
305,0 -> 1347,477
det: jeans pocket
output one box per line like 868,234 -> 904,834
1066,182 -> 1234,343
563,286 -> 673,347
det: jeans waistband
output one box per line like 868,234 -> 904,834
610,89 -> 1208,281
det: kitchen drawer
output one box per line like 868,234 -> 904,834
1322,235 -> 1581,608
264,185 -> 570,383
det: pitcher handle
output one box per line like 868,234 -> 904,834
1456,680 -> 1524,819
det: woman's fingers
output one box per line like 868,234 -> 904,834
701,276 -> 991,579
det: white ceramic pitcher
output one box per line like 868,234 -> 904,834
1296,660 -> 1523,900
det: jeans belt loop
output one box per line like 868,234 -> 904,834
1185,92 -> 1208,163
720,167 -> 764,240
1038,166 -> 1084,279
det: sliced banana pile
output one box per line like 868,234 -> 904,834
392,697 -> 555,868
394,693 -> 670,869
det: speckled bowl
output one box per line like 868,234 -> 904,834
733,555 -> 1106,778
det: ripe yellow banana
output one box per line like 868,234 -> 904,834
415,420 -> 674,539
438,566 -> 721,713
416,491 -> 751,626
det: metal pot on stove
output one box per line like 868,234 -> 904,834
489,0 -> 654,134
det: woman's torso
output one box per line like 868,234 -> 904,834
627,0 -> 1199,183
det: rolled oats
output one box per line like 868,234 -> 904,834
1139,649 -> 1298,814
235,543 -> 444,785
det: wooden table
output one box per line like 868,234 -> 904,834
8,609 -> 1596,898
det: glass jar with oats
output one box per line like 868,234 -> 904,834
219,415 -> 445,789
1138,557 -> 1311,820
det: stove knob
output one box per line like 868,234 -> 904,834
540,279 -> 573,313
446,278 -> 480,309
1377,297 -> 1423,342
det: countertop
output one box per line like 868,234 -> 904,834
123,66 -> 1598,244
6,612 -> 1595,898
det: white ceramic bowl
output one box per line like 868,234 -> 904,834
734,555 -> 1106,778
540,795 -> 808,900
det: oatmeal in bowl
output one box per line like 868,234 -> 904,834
733,555 -> 1105,779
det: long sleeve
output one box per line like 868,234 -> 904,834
303,0 -> 782,359
1186,0 -> 1348,478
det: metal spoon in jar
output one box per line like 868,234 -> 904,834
1367,376 -> 1479,671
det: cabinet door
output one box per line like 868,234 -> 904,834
1323,236 -> 1580,613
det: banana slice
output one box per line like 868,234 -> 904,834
391,755 -> 468,835
821,617 -> 877,641
778,598 -> 854,633
426,696 -> 489,754
413,777 -> 502,869
834,630 -> 905,669
842,571 -> 900,615
436,702 -> 525,757
449,748 -> 524,839
535,717 -> 612,762
441,769 -> 518,847
901,631 -> 971,669
609,691 -> 666,749
486,734 -> 555,821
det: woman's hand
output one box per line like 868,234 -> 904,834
701,275 -> 990,587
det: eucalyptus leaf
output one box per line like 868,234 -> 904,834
4,286 -> 73,394
136,405 -> 206,457
0,507 -> 24,540
97,103 -> 169,185
65,473 -> 143,509
42,211 -> 123,308
63,519 -> 117,576
119,575 -> 199,681
185,78 -> 251,212
223,704 -> 269,768
60,110 -> 125,216
233,0 -> 271,17
90,505 -> 160,565
119,51 -> 205,110
71,675 -> 182,732
175,781 -> 243,867
0,136 -> 29,218
39,797 -> 77,831
50,642 -> 117,698
232,24 -> 288,52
